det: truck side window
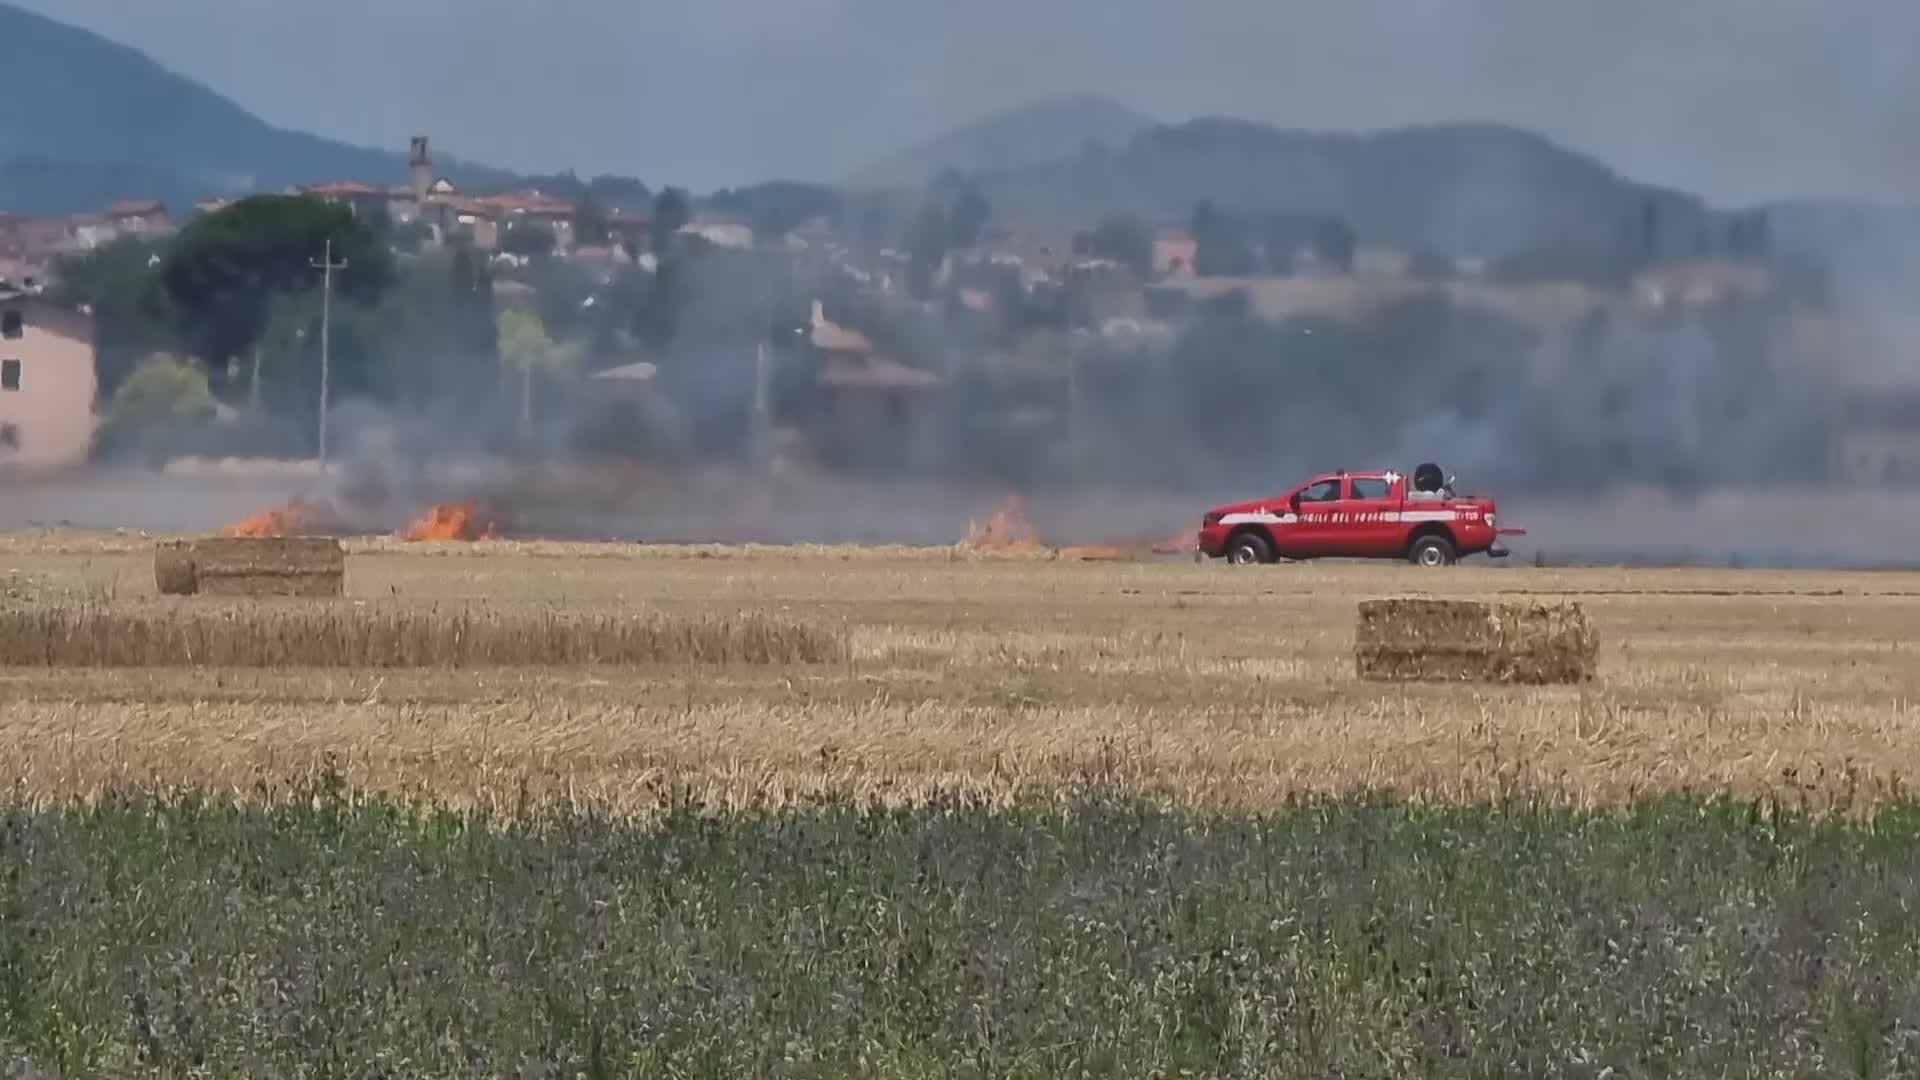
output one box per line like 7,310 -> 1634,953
1350,477 -> 1390,499
1299,479 -> 1341,502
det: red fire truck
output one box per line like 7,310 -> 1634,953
1195,464 -> 1525,566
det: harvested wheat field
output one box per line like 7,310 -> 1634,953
12,530 -> 1920,1072
1,532 -> 1917,814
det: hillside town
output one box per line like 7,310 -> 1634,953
0,131 -> 1908,496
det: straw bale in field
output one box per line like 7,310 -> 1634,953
154,538 -> 344,598
0,602 -> 846,668
1354,597 -> 1598,684
153,545 -> 198,595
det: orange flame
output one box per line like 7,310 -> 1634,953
220,498 -> 337,538
397,501 -> 497,542
1151,527 -> 1201,554
964,493 -> 1042,551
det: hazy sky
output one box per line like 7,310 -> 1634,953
22,0 -> 1920,204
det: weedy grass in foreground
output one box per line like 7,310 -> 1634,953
2,785 -> 1920,1076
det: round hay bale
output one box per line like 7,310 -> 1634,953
153,543 -> 198,595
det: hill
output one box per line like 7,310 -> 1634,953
846,95 -> 1156,191
964,117 -> 1714,261
0,2 -> 515,216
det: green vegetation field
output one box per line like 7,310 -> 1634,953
2,531 -> 1919,1073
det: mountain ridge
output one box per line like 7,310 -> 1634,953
0,1 -> 515,215
846,95 -> 1157,191
966,116 -> 1712,258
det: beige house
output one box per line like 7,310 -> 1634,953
679,215 -> 753,250
0,295 -> 96,469
1152,226 -> 1198,277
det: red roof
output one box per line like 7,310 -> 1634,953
439,196 -> 496,216
305,180 -> 381,196
819,355 -> 942,390
105,200 -> 166,218
807,300 -> 874,354
475,191 -> 575,216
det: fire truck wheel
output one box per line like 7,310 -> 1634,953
1226,531 -> 1273,565
1408,534 -> 1457,567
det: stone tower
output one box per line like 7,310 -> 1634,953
409,136 -> 432,202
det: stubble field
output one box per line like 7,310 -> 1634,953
4,529 -> 1920,1073
3,529 -> 1918,813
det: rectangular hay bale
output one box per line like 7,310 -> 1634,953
1355,597 -> 1597,685
155,537 -> 345,598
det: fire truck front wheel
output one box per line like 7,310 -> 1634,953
1226,530 -> 1274,565
1408,533 -> 1458,567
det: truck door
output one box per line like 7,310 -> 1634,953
1344,475 -> 1402,556
1280,476 -> 1345,557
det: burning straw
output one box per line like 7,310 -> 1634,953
963,493 -> 1043,553
1354,597 -> 1599,684
957,493 -> 1168,562
398,502 -> 497,542
219,498 -> 345,539
0,603 -> 847,668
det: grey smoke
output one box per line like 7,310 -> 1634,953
10,0 -> 1920,568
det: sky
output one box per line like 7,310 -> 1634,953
21,0 -> 1920,205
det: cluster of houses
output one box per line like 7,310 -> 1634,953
0,199 -> 173,291
0,135 -> 770,294
203,137 -> 755,270
1,134 -> 1916,484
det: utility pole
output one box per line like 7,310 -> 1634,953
309,237 -> 348,466
520,349 -> 533,439
1064,342 -> 1080,469
751,340 -> 771,469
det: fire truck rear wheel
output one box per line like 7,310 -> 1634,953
1409,534 -> 1457,567
1226,531 -> 1273,565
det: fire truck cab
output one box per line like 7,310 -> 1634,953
1195,464 -> 1524,566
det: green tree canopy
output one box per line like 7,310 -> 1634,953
1084,216 -> 1154,274
904,203 -> 951,299
100,353 -> 217,430
651,187 -> 691,253
159,194 -> 394,390
573,192 -> 611,247
497,307 -> 584,374
947,187 -> 990,250
49,236 -> 176,399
